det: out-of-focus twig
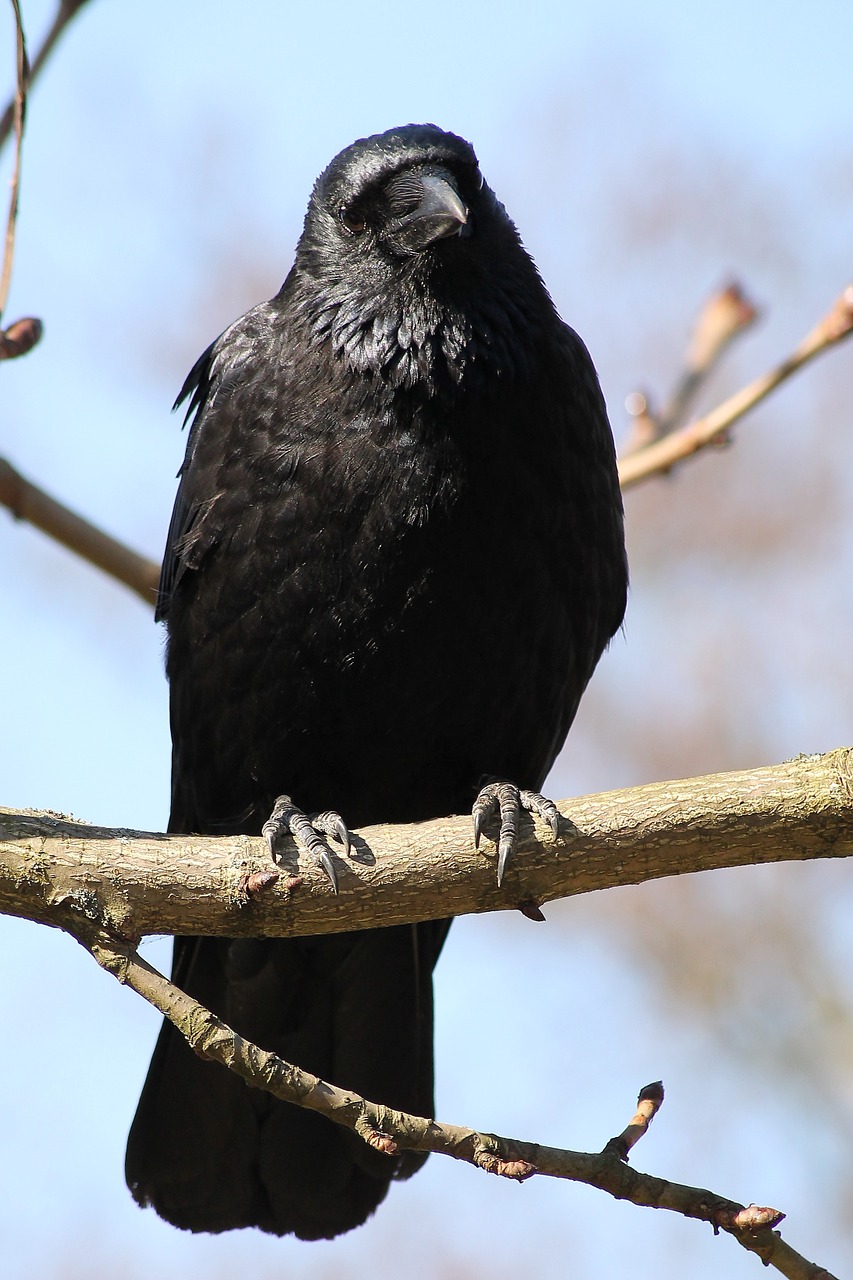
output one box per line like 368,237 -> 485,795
660,282 -> 759,433
0,0 -> 29,322
622,283 -> 758,455
0,0 -> 90,151
622,389 -> 661,453
0,456 -> 160,604
619,286 -> 853,488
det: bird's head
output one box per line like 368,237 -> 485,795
289,125 -> 548,389
300,124 -> 484,269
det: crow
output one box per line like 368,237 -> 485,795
126,124 -> 627,1240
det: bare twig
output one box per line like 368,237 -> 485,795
622,389 -> 661,453
622,282 -> 759,455
602,1080 -> 665,1159
0,456 -> 160,603
2,748 -> 852,941
659,281 -> 759,434
0,0 -> 90,151
64,914 -> 836,1279
619,286 -> 853,488
0,0 -> 29,321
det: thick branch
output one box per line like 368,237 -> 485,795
2,747 -> 851,942
67,915 -> 836,1280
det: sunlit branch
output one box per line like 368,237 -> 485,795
0,456 -> 160,604
66,913 -> 835,1280
619,286 -> 853,488
2,748 -> 851,941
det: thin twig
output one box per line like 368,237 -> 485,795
602,1081 -> 665,1159
619,286 -> 853,488
622,282 -> 758,455
660,282 -> 759,434
67,916 -> 836,1280
0,0 -> 29,321
0,456 -> 160,604
0,0 -> 90,151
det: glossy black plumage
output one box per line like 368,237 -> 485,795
125,124 -> 627,1239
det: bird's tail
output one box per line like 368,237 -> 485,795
125,921 -> 448,1239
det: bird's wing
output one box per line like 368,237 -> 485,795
156,304 -> 281,622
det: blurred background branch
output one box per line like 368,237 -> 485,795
622,282 -> 759,451
619,286 -> 853,488
0,455 -> 160,602
0,0 -> 89,149
0,0 -> 27,320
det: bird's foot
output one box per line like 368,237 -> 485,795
472,780 -> 561,887
262,795 -> 351,893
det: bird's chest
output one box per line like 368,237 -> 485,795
265,398 -> 555,653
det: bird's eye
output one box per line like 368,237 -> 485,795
339,206 -> 366,235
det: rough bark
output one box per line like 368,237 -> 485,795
2,747 -> 851,942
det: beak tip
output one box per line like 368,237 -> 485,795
395,170 -> 470,249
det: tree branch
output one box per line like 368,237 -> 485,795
0,0 -> 28,321
619,286 -> 853,488
0,456 -> 160,603
2,747 -> 851,942
622,281 -> 758,452
0,0 -> 91,151
62,911 -> 837,1280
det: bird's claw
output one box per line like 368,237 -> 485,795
472,780 -> 561,886
311,810 -> 352,859
262,795 -> 351,893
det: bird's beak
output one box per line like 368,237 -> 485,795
392,170 -> 469,251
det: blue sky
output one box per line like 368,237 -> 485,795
2,2 -> 852,1278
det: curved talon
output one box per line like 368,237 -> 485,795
262,794 -> 340,893
495,784 -> 520,887
334,815 -> 351,857
312,809 -> 352,859
472,780 -> 563,885
300,828 -> 339,894
314,847 -> 339,893
262,795 -> 293,858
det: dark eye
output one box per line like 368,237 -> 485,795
339,205 -> 366,235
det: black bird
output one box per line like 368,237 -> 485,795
126,124 -> 627,1240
